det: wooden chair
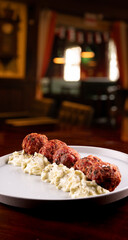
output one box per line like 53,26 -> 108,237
58,101 -> 94,130
29,98 -> 56,117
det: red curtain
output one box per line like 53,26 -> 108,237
41,12 -> 57,77
111,21 -> 128,88
36,10 -> 57,100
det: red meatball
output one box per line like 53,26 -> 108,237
74,155 -> 121,191
53,145 -> 80,168
22,133 -> 48,155
39,139 -> 67,162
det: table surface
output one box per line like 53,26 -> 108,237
0,125 -> 128,240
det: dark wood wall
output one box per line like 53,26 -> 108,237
0,1 -> 39,113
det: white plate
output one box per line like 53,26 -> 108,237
0,146 -> 128,208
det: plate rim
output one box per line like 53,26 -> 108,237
0,145 -> 128,208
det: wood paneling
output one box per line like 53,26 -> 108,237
56,13 -> 111,32
0,1 -> 38,114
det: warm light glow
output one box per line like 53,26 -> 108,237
64,47 -> 81,81
81,51 -> 95,58
53,57 -> 65,64
88,61 -> 97,67
108,39 -> 119,81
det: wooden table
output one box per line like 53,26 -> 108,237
0,126 -> 128,240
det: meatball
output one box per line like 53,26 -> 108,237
22,133 -> 48,155
53,145 -> 81,168
39,139 -> 67,162
74,155 -> 121,191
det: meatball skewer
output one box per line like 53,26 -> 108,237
39,139 -> 67,163
22,133 -> 48,155
74,155 -> 121,191
53,145 -> 81,168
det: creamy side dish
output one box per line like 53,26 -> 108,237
8,151 -> 50,175
8,151 -> 109,198
41,163 -> 109,198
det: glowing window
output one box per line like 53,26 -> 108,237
64,46 -> 81,81
108,39 -> 120,81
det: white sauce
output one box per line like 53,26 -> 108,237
41,163 -> 109,198
8,151 -> 109,198
8,151 -> 50,175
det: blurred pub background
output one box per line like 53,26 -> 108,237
0,0 -> 128,137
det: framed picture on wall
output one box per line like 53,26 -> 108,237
0,1 -> 27,79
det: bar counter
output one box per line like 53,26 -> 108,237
0,126 -> 128,240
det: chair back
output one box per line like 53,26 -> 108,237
30,98 -> 55,117
58,101 -> 94,130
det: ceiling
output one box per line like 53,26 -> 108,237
39,0 -> 128,21
8,0 -> 128,21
